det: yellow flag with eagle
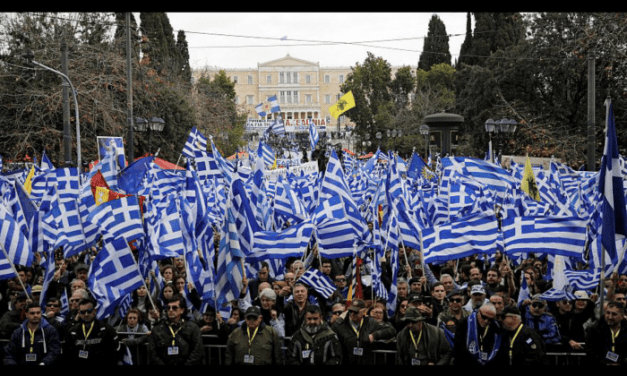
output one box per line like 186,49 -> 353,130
521,156 -> 541,201
329,91 -> 356,119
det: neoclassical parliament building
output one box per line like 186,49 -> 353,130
192,54 -> 411,152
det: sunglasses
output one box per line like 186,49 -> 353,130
79,309 -> 94,315
449,298 -> 463,303
46,304 -> 59,308
333,311 -> 344,315
167,306 -> 181,311
531,302 -> 545,309
478,312 -> 495,322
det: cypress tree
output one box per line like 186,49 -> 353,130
176,29 -> 191,84
457,12 -> 474,67
418,14 -> 452,71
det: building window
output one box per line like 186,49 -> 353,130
235,96 -> 240,105
293,72 -> 298,84
306,75 -> 311,84
248,76 -> 253,84
247,95 -> 254,104
280,91 -> 286,104
233,76 -> 238,83
325,95 -> 331,104
266,75 -> 272,84
324,75 -> 330,83
293,91 -> 299,104
339,74 -> 344,83
306,94 -> 312,103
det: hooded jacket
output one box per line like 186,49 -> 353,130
3,317 -> 61,365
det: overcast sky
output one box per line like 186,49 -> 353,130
164,12 -> 472,70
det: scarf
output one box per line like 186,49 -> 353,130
465,311 -> 501,365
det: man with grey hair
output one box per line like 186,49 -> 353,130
453,303 -> 502,365
495,306 -> 548,365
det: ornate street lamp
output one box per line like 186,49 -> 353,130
420,125 -> 430,158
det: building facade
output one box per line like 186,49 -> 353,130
193,54 -> 414,153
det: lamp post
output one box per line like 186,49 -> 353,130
387,129 -> 403,152
485,118 -> 517,163
23,48 -> 81,168
420,125 -> 430,159
485,119 -> 497,163
376,131 -> 382,149
134,117 -> 165,155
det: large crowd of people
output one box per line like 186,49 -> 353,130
2,241 -> 627,366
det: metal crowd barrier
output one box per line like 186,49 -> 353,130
0,335 -> 590,365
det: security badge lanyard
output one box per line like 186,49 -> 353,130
168,322 -> 183,356
25,327 -> 37,362
606,328 -> 621,363
507,324 -> 523,365
409,328 -> 423,365
244,326 -> 260,364
479,323 -> 491,360
78,322 -> 95,359
351,318 -> 364,356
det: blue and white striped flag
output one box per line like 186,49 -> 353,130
599,102 -> 627,266
299,268 -> 336,299
0,204 -> 32,280
258,140 -> 275,168
420,212 -> 501,265
255,95 -> 281,118
264,116 -> 286,137
182,126 -> 208,159
249,219 -> 314,262
501,215 -> 587,259
88,236 -> 145,319
216,208 -> 246,308
309,119 -> 319,150
86,195 -> 145,244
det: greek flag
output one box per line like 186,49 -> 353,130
87,195 -> 145,244
0,204 -> 32,279
420,212 -> 501,265
264,116 -> 286,137
309,119 -> 319,150
88,236 -> 145,319
249,219 -> 314,262
599,102 -> 627,265
312,194 -> 346,226
255,94 -> 281,118
182,126 -> 208,159
258,140 -> 275,169
54,168 -> 80,200
501,215 -> 587,259
40,150 -> 55,171
216,208 -> 246,308
299,268 -> 336,299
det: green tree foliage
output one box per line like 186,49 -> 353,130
176,30 -> 192,85
455,12 -> 627,166
457,13 -> 473,67
0,12 -> 242,167
340,52 -> 393,143
458,12 -> 525,67
418,15 -> 452,71
194,70 -> 246,157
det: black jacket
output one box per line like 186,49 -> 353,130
330,316 -> 396,365
62,319 -> 122,365
147,318 -> 204,365
286,323 -> 342,365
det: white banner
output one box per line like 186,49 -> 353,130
264,161 -> 318,181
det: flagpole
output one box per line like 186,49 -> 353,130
0,241 -> 33,302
